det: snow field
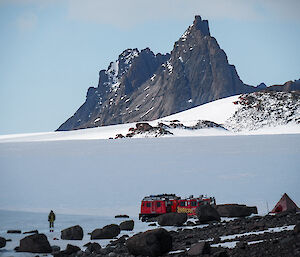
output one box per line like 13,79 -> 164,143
1,134 -> 299,217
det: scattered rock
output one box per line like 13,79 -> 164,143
157,213 -> 188,226
115,214 -> 129,218
7,230 -> 21,234
187,241 -> 210,256
53,244 -> 81,257
216,204 -> 258,217
23,230 -> 38,235
91,224 -> 120,239
0,237 -> 6,248
84,242 -> 102,254
51,245 -> 61,254
61,225 -> 83,240
120,220 -> 134,231
196,205 -> 221,223
17,233 -> 52,253
126,228 -> 172,257
213,250 -> 229,257
109,235 -> 127,246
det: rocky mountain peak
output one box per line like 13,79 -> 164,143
193,15 -> 210,36
57,16 -> 256,131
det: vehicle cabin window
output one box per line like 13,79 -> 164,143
157,202 -> 161,207
180,201 -> 186,207
142,202 -> 144,206
191,201 -> 197,207
146,202 -> 151,207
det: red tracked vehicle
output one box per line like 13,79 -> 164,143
139,194 -> 216,221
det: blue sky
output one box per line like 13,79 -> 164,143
0,0 -> 299,135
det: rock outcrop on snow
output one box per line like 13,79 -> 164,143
225,91 -> 300,131
57,16 -> 255,131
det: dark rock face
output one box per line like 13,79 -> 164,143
120,220 -> 134,231
157,213 -> 187,227
196,205 -> 221,223
126,228 -> 172,257
61,225 -> 83,240
265,79 -> 300,92
91,224 -> 120,239
0,237 -> 6,248
57,15 -> 255,131
216,204 -> 258,217
17,233 -> 52,253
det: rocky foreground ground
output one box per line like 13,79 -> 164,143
1,210 -> 300,257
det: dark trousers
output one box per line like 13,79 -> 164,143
49,221 -> 54,228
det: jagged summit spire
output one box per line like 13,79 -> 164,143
193,15 -> 210,36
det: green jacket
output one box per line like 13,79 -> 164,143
48,211 -> 55,222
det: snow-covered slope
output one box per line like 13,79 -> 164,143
0,93 -> 299,143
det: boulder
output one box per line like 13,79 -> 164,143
294,222 -> 300,234
0,237 -> 6,248
53,244 -> 81,257
157,213 -> 187,226
91,224 -> 120,239
187,242 -> 210,256
109,235 -> 128,247
196,205 -> 221,223
51,245 -> 61,254
216,204 -> 258,217
136,123 -> 153,131
17,233 -> 52,253
84,242 -> 102,254
126,228 -> 172,257
61,225 -> 83,240
120,220 -> 134,231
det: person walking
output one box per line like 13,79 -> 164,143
48,210 -> 56,232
